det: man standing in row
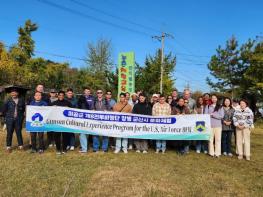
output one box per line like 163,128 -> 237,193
2,88 -> 25,153
113,93 -> 132,154
93,89 -> 109,152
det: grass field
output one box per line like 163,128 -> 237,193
0,122 -> 262,197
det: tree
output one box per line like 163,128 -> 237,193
244,41 -> 263,92
9,20 -> 38,66
18,19 -> 38,59
85,38 -> 114,91
135,49 -> 176,96
207,36 -> 254,98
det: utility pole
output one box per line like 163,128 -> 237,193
152,32 -> 174,94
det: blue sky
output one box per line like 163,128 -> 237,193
1,0 -> 262,92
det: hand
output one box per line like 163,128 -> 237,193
238,125 -> 244,129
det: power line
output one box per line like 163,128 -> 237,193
70,0 -> 161,34
37,0 -> 152,37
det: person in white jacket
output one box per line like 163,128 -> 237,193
233,99 -> 254,161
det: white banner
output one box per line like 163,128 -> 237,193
26,106 -> 211,140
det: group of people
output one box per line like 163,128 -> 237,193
1,85 -> 254,160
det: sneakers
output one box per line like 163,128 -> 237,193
114,149 -> 120,154
228,153 -> 233,157
49,144 -> 53,148
18,146 -> 23,150
136,150 -> 141,153
223,152 -> 227,156
142,150 -> 148,154
204,150 -> 208,154
162,150 -> 166,154
38,149 -> 44,154
56,152 -> 62,155
238,155 -> 243,160
6,147 -> 12,153
155,149 -> 160,154
246,156 -> 250,161
79,150 -> 87,154
70,146 -> 75,151
128,145 -> 133,150
66,146 -> 70,150
123,149 -> 128,154
196,150 -> 201,154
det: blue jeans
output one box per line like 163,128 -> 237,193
93,135 -> 109,151
6,117 -> 23,147
196,141 -> 208,152
79,133 -> 89,152
116,138 -> 128,151
222,130 -> 233,154
156,140 -> 166,151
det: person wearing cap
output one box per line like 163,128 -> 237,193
47,88 -> 58,148
104,90 -> 116,150
127,92 -> 138,150
2,88 -> 25,152
92,89 -> 109,153
150,94 -> 159,107
129,93 -> 138,108
49,88 -> 58,104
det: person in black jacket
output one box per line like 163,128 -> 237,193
132,93 -> 152,153
2,88 -> 25,152
51,91 -> 72,155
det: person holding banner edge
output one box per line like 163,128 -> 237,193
29,91 -> 47,154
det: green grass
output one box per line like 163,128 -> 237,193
0,122 -> 262,197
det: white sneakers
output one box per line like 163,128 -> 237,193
114,149 -> 120,154
70,146 -> 75,151
114,149 -> 128,154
